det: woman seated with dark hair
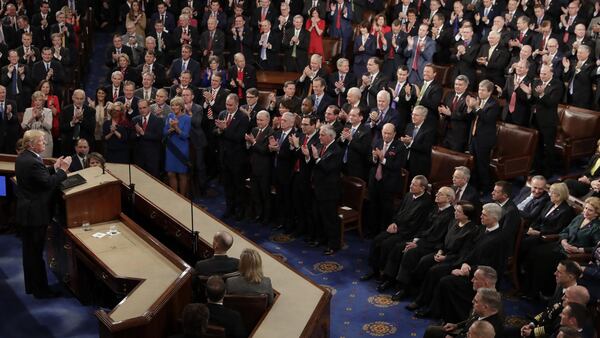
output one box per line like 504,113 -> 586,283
519,182 -> 575,263
405,201 -> 479,311
226,248 -> 274,305
522,197 -> 600,297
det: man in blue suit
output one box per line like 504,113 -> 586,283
169,44 -> 201,86
328,0 -> 353,57
132,99 -> 164,178
404,24 -> 436,85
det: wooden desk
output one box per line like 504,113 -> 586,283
256,71 -> 301,92
106,163 -> 330,338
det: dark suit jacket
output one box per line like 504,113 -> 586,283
451,39 -> 480,89
513,186 -> 550,221
370,107 -> 401,144
389,81 -> 416,134
340,123 -> 372,180
149,12 -> 177,34
432,25 -> 454,65
312,141 -> 343,201
116,96 -> 140,120
311,93 -> 334,121
563,59 -> 595,109
530,201 -> 575,235
227,27 -> 254,64
68,154 -> 86,172
454,184 -> 480,207
227,65 -> 257,102
198,29 -> 226,59
0,99 -> 18,153
272,128 -> 296,185
248,126 -> 274,177
382,30 -> 408,70
470,97 -> 501,148
206,303 -> 247,338
132,113 -> 164,170
457,226 -> 506,273
218,110 -> 250,167
361,72 -> 390,109
169,57 -> 201,86
104,45 -> 133,68
529,78 -> 563,130
414,206 -> 456,250
0,63 -> 33,102
477,44 -> 510,86
404,122 -> 435,177
31,59 -> 65,89
282,27 -> 309,68
173,25 -> 200,48
369,139 -> 407,193
254,30 -> 282,70
454,312 -> 504,338
135,63 -> 167,88
15,150 -> 67,227
417,80 -> 443,123
327,71 -> 358,107
59,105 -> 96,152
441,91 -> 470,152
194,255 -> 240,275
500,199 -> 521,253
500,74 -> 531,126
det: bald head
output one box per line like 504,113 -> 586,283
563,285 -> 590,306
213,231 -> 234,253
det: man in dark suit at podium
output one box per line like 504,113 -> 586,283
16,129 -> 71,299
194,231 -> 240,275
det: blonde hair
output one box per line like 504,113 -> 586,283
22,130 -> 45,149
239,248 -> 264,284
584,197 -> 600,215
549,182 -> 569,202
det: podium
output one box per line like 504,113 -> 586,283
52,167 -> 192,338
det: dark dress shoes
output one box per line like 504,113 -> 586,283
391,289 -> 406,301
360,271 -> 377,281
376,280 -> 393,292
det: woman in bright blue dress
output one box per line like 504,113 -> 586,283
163,97 -> 191,197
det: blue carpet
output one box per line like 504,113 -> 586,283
83,32 -> 112,97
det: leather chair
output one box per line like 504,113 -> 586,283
322,37 -> 342,74
490,122 -> 539,180
223,294 -> 269,334
507,219 -> 527,292
338,176 -> 366,245
194,271 -> 241,303
205,324 -> 226,338
430,146 -> 474,191
555,105 -> 600,173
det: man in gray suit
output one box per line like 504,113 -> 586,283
134,72 -> 158,103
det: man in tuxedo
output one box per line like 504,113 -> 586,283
476,31 -> 510,87
216,94 -> 249,219
423,288 -> 504,338
297,54 -> 327,98
383,20 -> 408,76
452,166 -> 480,206
309,125 -> 343,255
0,50 -> 32,112
32,47 -> 65,94
498,59 -> 531,126
405,24 -> 436,85
367,123 -> 406,236
414,64 -> 443,125
132,99 -> 164,178
198,17 -> 225,67
67,138 -> 89,172
466,80 -> 501,194
369,90 -> 400,144
255,20 -> 281,71
136,50 -> 167,89
205,276 -> 247,338
246,110 -> 274,224
439,75 -> 470,152
563,44 -> 595,109
310,77 -> 334,121
451,25 -> 480,91
60,89 -> 95,155
290,115 -> 320,238
104,34 -> 133,69
327,0 -> 353,57
328,58 -> 357,108
402,105 -> 436,178
360,57 -> 389,109
529,64 -> 563,178
227,53 -> 257,105
339,107 -> 372,181
228,15 -> 254,65
16,130 -> 71,298
283,15 -> 309,72
194,231 -> 240,275
361,175 -> 433,281
269,112 -> 296,230
169,44 -> 201,86
513,175 -> 550,221
0,85 -> 19,153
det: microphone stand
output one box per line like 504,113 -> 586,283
189,150 -> 198,258
127,120 -> 136,217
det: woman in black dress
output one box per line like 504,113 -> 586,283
102,102 -> 130,163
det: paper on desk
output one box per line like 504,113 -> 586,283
93,232 -> 106,238
340,206 -> 352,210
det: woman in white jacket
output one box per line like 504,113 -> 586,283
21,91 -> 53,157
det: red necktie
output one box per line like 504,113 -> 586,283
207,32 -> 213,51
509,77 -> 520,113
320,145 -> 326,157
519,31 -> 524,42
142,116 -> 148,130
336,5 -> 341,29
261,8 -> 266,21
540,35 -> 546,50
294,136 -> 309,171
237,68 -> 244,98
226,113 -> 233,126
113,88 -> 118,101
411,39 -> 420,71
451,95 -> 459,111
389,35 -> 396,59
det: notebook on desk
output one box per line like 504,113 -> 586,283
60,174 -> 87,190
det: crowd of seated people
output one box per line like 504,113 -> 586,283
3,0 -> 600,337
